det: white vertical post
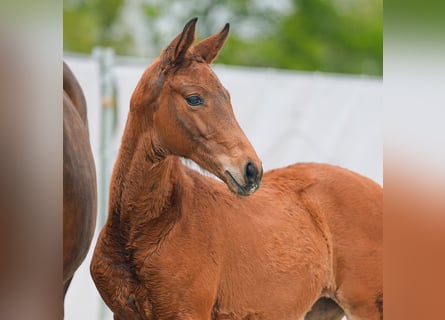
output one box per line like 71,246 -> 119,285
94,47 -> 116,228
93,47 -> 116,320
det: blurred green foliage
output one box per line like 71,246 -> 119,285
221,0 -> 382,75
64,0 -> 382,76
64,0 -> 132,54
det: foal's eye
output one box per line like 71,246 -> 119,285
185,95 -> 204,107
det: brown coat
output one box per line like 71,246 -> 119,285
91,19 -> 382,320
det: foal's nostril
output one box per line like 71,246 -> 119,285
245,161 -> 259,185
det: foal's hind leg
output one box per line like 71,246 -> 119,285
342,304 -> 381,320
304,298 -> 345,320
337,295 -> 382,320
336,286 -> 383,320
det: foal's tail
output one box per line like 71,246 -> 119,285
63,61 -> 89,130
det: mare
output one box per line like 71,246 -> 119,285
91,18 -> 382,320
63,61 -> 97,300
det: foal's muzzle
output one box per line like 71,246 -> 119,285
225,161 -> 263,196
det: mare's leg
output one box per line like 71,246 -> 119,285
63,275 -> 73,298
62,275 -> 74,318
304,297 -> 345,320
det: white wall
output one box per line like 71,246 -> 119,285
64,54 -> 382,320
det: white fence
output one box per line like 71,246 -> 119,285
64,53 -> 382,320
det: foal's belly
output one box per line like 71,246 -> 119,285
214,269 -> 323,320
213,215 -> 330,320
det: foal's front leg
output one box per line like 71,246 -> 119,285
91,237 -> 149,318
110,290 -> 154,320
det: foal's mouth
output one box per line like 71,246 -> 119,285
225,170 -> 260,196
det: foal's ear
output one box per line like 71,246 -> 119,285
161,18 -> 197,69
194,23 -> 230,64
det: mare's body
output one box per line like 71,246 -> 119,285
63,62 -> 97,297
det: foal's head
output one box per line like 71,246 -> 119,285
131,18 -> 262,196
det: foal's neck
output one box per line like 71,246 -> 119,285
109,111 -> 183,224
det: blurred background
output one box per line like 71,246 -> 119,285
64,0 -> 382,319
64,0 -> 382,75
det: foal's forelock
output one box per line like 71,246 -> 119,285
131,16 -> 229,113
131,54 -> 215,114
